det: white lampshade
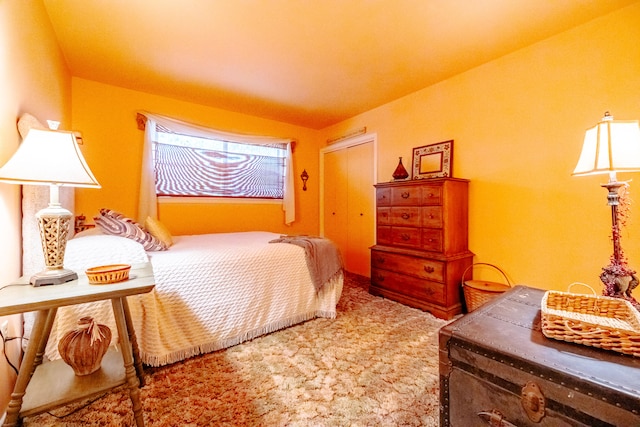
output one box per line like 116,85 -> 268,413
573,112 -> 640,177
0,128 -> 100,187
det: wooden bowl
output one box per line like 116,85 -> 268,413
86,264 -> 131,284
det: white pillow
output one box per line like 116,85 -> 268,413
65,234 -> 149,273
73,227 -> 104,238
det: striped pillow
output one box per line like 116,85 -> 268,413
94,208 -> 167,251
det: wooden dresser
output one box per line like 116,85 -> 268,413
370,178 -> 473,320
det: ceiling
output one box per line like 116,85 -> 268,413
43,0 -> 638,129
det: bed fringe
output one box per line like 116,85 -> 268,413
141,309 -> 337,367
141,271 -> 343,367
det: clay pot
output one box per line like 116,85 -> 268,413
58,316 -> 112,376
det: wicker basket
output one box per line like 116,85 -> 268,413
462,263 -> 511,312
86,264 -> 131,284
541,283 -> 640,357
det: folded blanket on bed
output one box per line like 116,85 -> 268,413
270,236 -> 343,292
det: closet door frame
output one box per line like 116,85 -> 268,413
319,132 -> 377,239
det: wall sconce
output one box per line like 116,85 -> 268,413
300,169 -> 309,191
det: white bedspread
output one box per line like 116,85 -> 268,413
41,231 -> 343,366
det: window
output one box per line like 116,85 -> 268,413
153,130 -> 287,199
138,112 -> 295,225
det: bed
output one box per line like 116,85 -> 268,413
31,230 -> 343,367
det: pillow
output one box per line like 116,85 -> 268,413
144,217 -> 173,247
65,234 -> 149,272
94,208 -> 167,251
73,227 -> 104,239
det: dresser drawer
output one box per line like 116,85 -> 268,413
422,229 -> 443,252
371,268 -> 446,304
391,186 -> 421,206
377,207 -> 390,225
391,226 -> 421,248
376,187 -> 391,206
390,207 -> 420,226
421,206 -> 442,228
371,249 -> 444,282
376,226 -> 391,245
420,185 -> 442,205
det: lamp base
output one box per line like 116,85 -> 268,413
600,262 -> 640,310
30,268 -> 78,287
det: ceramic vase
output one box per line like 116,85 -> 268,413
58,316 -> 112,376
392,157 -> 409,180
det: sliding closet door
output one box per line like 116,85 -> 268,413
346,142 -> 374,276
323,149 -> 349,266
321,136 -> 375,277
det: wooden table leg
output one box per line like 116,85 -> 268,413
32,308 -> 57,369
122,297 -> 145,386
3,309 -> 51,427
111,297 -> 145,427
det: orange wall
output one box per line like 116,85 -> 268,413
0,0 -> 71,415
321,2 -> 640,296
72,79 -> 322,236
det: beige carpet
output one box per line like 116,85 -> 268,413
24,273 -> 447,426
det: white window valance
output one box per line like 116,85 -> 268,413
137,111 -> 296,225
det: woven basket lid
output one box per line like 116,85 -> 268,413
464,280 -> 510,293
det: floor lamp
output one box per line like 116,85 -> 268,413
573,112 -> 640,305
0,128 -> 100,286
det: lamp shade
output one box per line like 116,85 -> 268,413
0,128 -> 100,188
573,113 -> 640,176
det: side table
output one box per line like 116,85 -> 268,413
0,262 -> 155,427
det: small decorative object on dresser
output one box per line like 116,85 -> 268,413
370,178 -> 473,319
412,139 -> 453,179
440,286 -> 640,426
392,156 -> 410,180
58,316 -> 112,376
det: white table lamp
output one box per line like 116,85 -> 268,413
573,112 -> 640,304
0,128 -> 100,286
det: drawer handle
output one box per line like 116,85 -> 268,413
428,213 -> 434,219
401,191 -> 410,199
428,238 -> 434,242
427,192 -> 435,198
424,266 -> 434,273
376,273 -> 385,282
375,256 -> 385,264
401,213 -> 410,220
400,234 -> 410,241
477,410 -> 517,427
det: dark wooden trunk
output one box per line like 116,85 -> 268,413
439,285 -> 640,426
